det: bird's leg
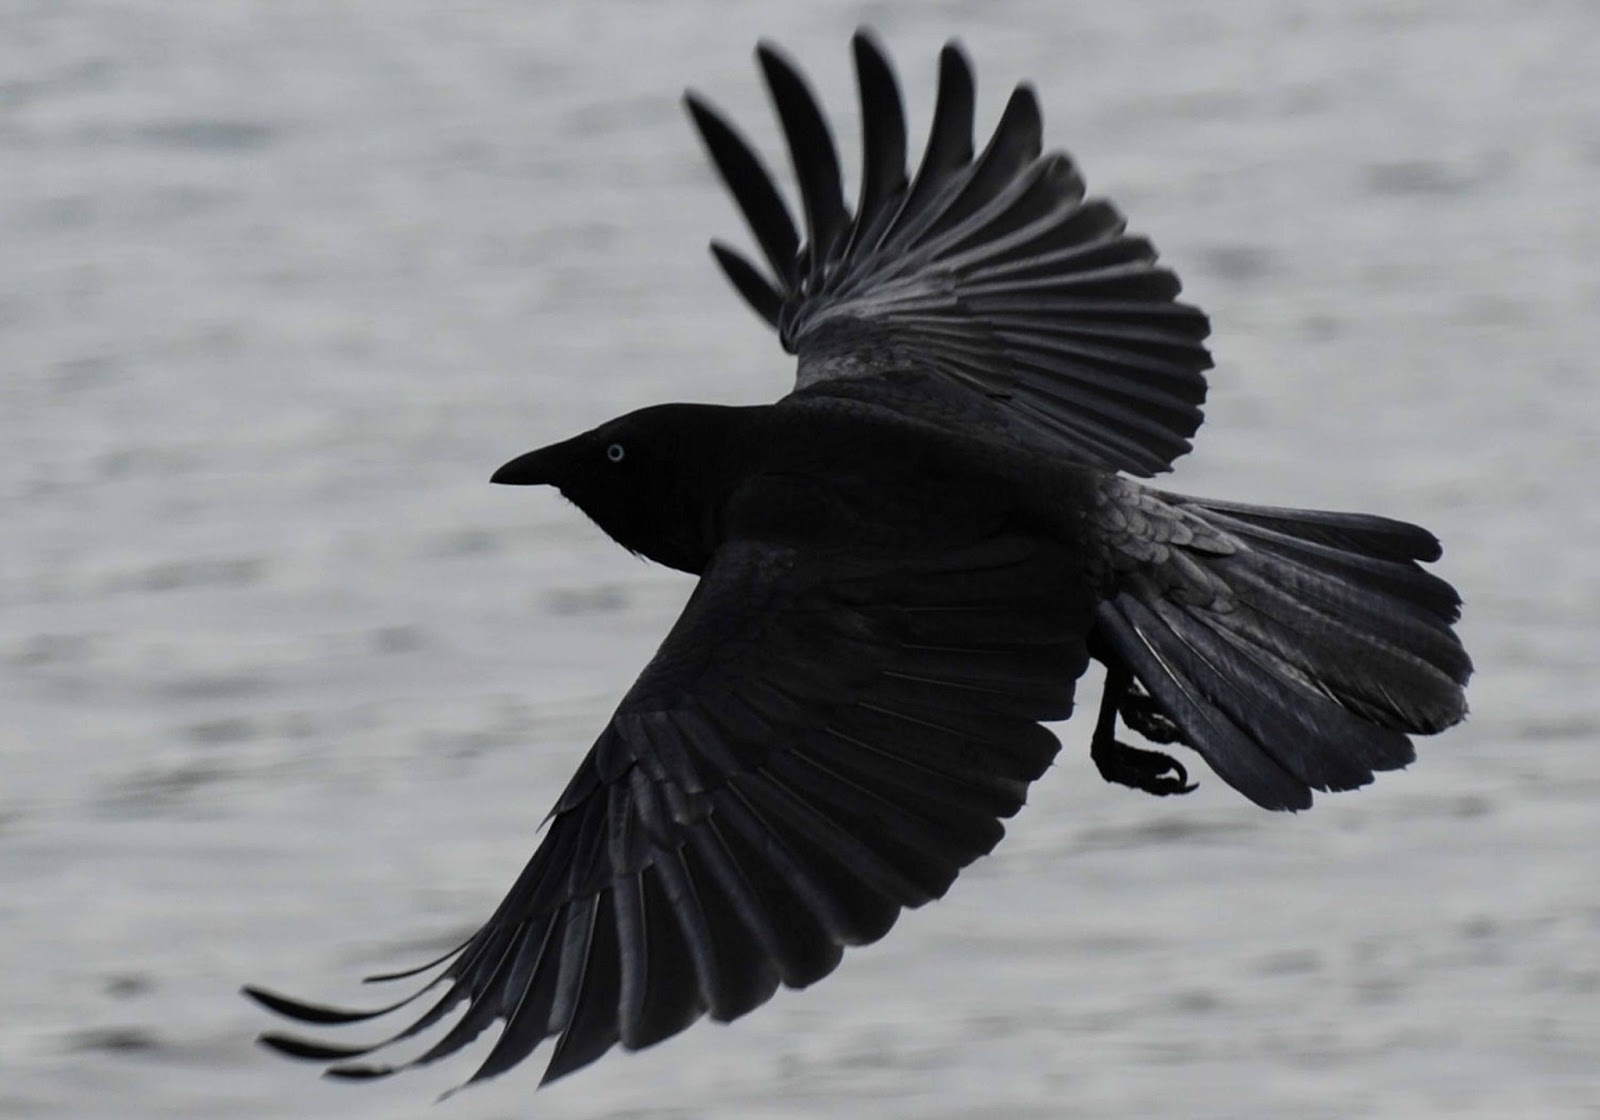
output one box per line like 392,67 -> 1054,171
1092,663 -> 1198,796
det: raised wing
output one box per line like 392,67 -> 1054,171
246,535 -> 1094,1090
687,32 -> 1212,477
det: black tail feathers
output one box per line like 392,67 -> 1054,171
1093,497 -> 1471,811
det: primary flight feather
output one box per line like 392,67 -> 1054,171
245,30 -> 1470,1094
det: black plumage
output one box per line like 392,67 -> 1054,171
245,31 -> 1471,1094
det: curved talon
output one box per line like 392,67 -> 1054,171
1093,737 -> 1199,797
1091,662 -> 1198,797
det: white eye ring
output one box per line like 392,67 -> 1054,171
606,443 -> 625,463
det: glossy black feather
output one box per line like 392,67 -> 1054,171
257,1033 -> 375,1062
848,32 -> 908,254
757,42 -> 850,274
710,241 -> 784,328
890,42 -> 977,246
921,84 -> 1042,244
685,94 -> 799,289
242,985 -> 421,1026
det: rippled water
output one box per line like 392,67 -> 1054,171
4,2 -> 1598,1117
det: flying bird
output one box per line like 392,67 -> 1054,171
246,31 -> 1471,1093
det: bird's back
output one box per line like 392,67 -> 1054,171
723,394 -> 1108,562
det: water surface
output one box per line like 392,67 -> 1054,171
4,2 -> 1597,1117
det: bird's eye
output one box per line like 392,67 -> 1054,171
606,443 -> 626,463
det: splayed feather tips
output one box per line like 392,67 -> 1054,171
688,31 -> 1213,478
245,536 -> 1091,1091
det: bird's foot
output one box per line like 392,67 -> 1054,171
1092,738 -> 1198,797
1119,685 -> 1182,745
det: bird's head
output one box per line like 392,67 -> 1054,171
491,403 -> 733,574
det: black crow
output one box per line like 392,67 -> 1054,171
246,31 -> 1471,1093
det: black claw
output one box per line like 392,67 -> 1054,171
1120,685 -> 1182,745
1092,661 -> 1199,797
1092,737 -> 1198,796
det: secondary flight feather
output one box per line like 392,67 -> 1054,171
245,31 -> 1470,1096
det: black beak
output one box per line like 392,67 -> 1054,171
491,444 -> 560,486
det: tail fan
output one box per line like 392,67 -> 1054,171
1093,494 -> 1471,810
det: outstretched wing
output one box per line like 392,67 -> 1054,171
687,31 -> 1212,477
247,535 -> 1094,1090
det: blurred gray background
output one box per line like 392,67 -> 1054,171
3,1 -> 1597,1117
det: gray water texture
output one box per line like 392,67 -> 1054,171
4,2 -> 1598,1117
